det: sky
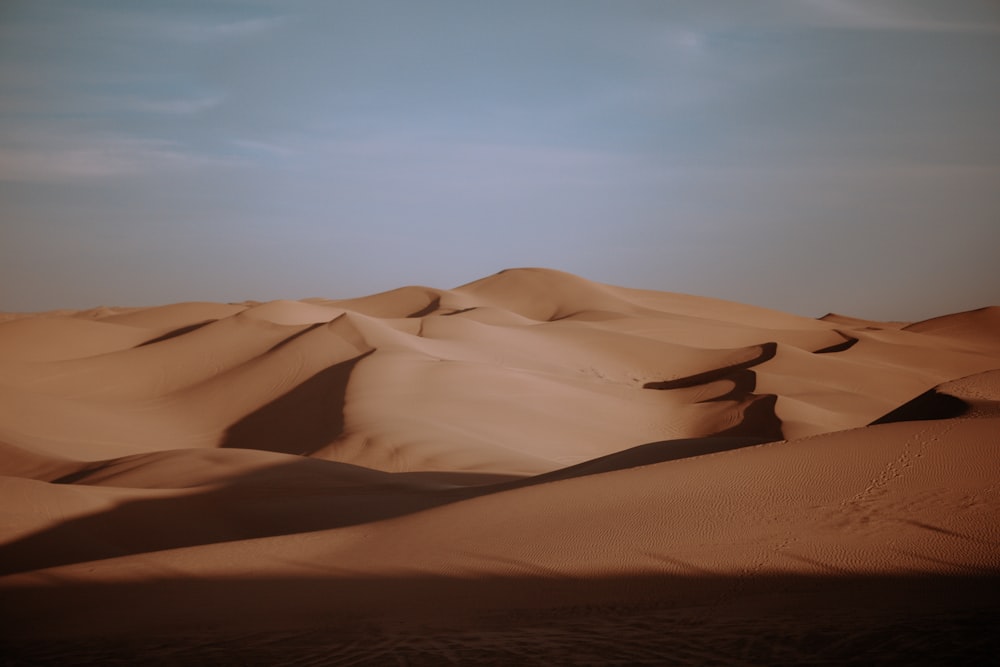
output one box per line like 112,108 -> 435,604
1,0 -> 998,319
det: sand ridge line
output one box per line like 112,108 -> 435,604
1,268 -> 998,664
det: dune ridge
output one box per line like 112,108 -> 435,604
1,268 -> 998,664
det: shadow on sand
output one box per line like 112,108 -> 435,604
221,349 -> 374,456
3,572 -> 999,665
871,388 -> 970,425
0,432 -> 783,577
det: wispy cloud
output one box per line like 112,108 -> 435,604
0,90 -> 225,117
0,129 -> 240,183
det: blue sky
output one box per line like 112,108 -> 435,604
1,0 -> 998,318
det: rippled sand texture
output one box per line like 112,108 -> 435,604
2,268 -> 999,664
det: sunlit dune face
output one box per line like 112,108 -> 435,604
2,268 -> 999,663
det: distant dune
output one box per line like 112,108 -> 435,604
2,268 -> 999,664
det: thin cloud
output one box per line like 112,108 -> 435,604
0,91 -> 225,117
0,130 -> 241,183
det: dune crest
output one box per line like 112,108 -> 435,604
2,268 -> 999,663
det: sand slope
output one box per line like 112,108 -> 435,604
1,268 -> 998,664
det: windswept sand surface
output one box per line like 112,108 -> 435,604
2,268 -> 999,664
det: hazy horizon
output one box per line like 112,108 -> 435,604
2,0 -> 999,320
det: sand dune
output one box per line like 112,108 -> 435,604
0,316 -> 155,362
1,268 -> 998,664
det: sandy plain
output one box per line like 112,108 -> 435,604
1,268 -> 998,665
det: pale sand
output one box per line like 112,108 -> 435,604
1,268 -> 998,664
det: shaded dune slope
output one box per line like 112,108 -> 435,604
5,268 -> 994,469
1,268 -> 999,661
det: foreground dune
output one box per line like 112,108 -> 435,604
1,268 -> 998,664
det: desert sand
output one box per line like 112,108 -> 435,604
1,268 -> 998,664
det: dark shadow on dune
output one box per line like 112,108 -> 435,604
406,297 -> 441,318
410,303 -> 479,318
0,429 -> 787,576
717,393 -> 783,440
398,471 -> 524,486
135,320 -> 216,347
441,306 -> 478,317
3,573 -> 999,665
50,462 -> 108,485
870,389 -> 970,425
221,349 -> 374,456
645,355 -> 784,441
639,341 -> 783,440
266,321 -> 324,353
502,436 -> 773,489
0,456 -> 471,576
643,342 -> 777,390
696,368 -> 758,402
814,332 -> 860,354
0,333 -> 795,576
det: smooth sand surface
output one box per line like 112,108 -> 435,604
1,268 -> 998,664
